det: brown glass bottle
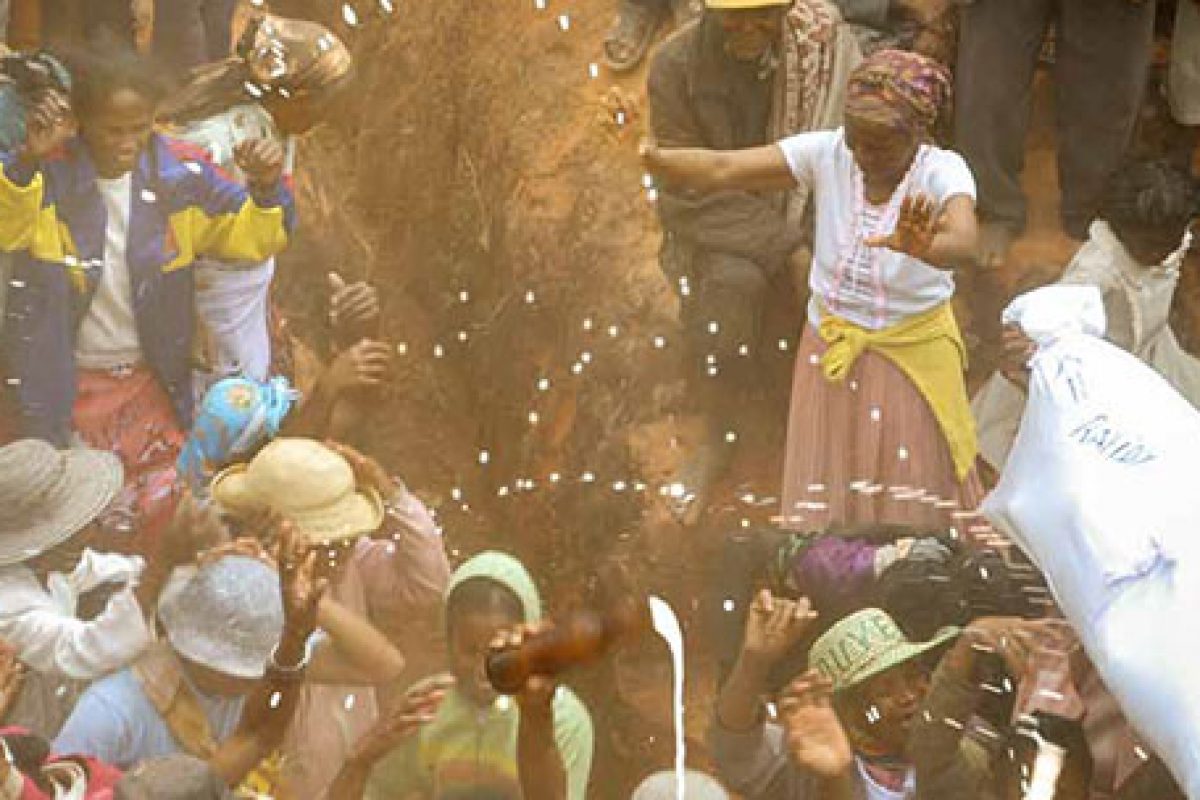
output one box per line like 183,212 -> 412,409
486,601 -> 641,695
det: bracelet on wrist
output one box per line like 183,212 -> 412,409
269,636 -> 314,674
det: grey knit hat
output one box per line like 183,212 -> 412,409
115,755 -> 227,799
632,771 -> 730,800
0,440 -> 123,567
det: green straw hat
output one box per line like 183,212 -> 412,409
809,608 -> 959,692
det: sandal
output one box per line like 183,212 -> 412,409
603,0 -> 664,73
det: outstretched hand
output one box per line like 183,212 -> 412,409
349,674 -> 454,767
780,669 -> 854,779
740,589 -> 818,666
865,193 -> 940,261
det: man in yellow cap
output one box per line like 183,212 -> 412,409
646,0 -> 857,525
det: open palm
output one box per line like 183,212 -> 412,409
865,193 -> 940,261
780,670 -> 854,779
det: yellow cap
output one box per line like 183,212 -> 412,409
704,0 -> 790,9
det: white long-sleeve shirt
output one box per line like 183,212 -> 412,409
0,549 -> 152,681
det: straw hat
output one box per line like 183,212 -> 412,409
0,440 -> 123,567
211,438 -> 384,544
158,555 -> 283,679
705,0 -> 790,10
808,607 -> 959,693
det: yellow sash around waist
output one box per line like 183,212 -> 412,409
817,302 -> 978,480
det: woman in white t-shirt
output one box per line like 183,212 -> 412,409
643,49 -> 986,533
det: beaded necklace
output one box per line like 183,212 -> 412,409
828,144 -> 929,329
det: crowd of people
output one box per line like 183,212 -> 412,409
0,0 -> 1197,798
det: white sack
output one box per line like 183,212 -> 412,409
983,286 -> 1200,798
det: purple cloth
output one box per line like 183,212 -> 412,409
788,536 -> 880,618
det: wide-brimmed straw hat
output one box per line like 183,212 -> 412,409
211,438 -> 384,544
158,555 -> 283,679
0,440 -> 123,567
705,0 -> 790,10
808,607 -> 959,693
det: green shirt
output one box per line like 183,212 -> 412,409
365,685 -> 593,800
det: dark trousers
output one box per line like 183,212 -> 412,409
954,0 -> 1156,237
663,234 -> 770,430
152,0 -> 237,77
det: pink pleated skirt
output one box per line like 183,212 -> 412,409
779,325 -> 990,536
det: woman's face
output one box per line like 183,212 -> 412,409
447,608 -> 521,708
844,113 -> 920,191
79,87 -> 156,178
715,7 -> 784,63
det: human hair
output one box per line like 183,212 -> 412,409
66,43 -> 171,120
445,577 -> 524,635
1101,159 -> 1200,260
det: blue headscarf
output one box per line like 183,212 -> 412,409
177,376 -> 297,494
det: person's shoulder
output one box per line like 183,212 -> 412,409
649,20 -> 700,82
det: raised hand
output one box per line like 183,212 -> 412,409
21,89 -> 75,162
349,674 -> 455,767
325,441 -> 395,500
233,138 -> 285,193
278,521 -> 327,646
779,670 -> 854,779
741,589 -> 818,666
328,272 -> 381,340
865,193 -> 940,261
490,621 -> 559,712
160,492 -> 231,568
325,340 -> 394,395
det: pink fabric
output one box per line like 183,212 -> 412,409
280,497 -> 450,799
72,367 -> 184,559
779,325 -> 989,533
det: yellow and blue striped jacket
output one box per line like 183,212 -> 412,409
0,134 -> 295,444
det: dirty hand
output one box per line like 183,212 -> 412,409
865,193 -> 940,261
325,441 -> 396,501
328,272 -> 381,338
326,340 -> 394,396
20,89 -> 75,162
1000,323 -> 1037,389
278,521 -> 327,646
0,639 -> 26,723
491,621 -> 558,713
350,674 -> 455,767
741,589 -> 818,665
234,138 -> 285,192
780,669 -> 854,779
160,492 -> 231,568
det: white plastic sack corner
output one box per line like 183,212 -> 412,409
984,286 -> 1200,798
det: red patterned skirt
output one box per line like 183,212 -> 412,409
72,366 -> 184,558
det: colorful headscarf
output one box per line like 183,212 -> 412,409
176,376 -> 296,494
844,49 -> 951,137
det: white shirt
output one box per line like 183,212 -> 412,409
0,549 -> 151,681
74,173 -> 143,368
777,129 -> 977,330
170,104 -> 296,400
856,757 -> 916,800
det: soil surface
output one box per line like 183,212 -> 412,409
265,2 -> 1195,795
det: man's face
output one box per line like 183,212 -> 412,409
844,660 -> 930,753
715,7 -> 784,62
80,88 -> 155,178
